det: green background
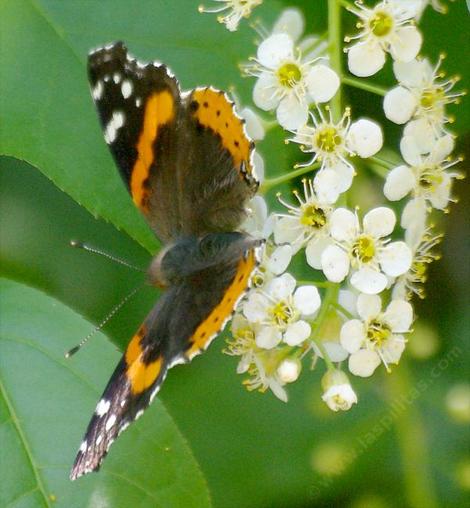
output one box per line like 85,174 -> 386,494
0,1 -> 469,507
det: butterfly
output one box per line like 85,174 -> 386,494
70,41 -> 262,480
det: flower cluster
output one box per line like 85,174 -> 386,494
201,3 -> 462,410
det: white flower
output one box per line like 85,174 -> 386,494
321,207 -> 412,294
226,313 -> 289,402
290,107 -> 383,194
383,57 -> 463,147
321,369 -> 358,411
392,226 -> 442,300
247,32 -> 339,129
384,134 -> 461,211
274,179 -> 334,265
340,294 -> 413,376
250,243 -> 293,289
243,273 -> 320,348
199,0 -> 263,31
346,0 -> 422,77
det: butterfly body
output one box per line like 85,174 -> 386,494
70,42 -> 261,479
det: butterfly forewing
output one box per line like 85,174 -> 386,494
88,42 -> 182,242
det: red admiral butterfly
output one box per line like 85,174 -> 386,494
70,42 -> 262,479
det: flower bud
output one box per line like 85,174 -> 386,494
321,369 -> 358,412
277,358 -> 301,384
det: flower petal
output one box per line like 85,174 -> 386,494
390,26 -> 422,63
329,208 -> 358,242
267,272 -> 297,300
401,197 -> 427,231
351,267 -> 388,294
383,299 -> 413,332
356,293 -> 382,321
403,119 -> 436,154
429,172 -> 451,210
321,245 -> 350,283
242,195 -> 268,238
363,207 -> 396,238
338,289 -> 358,317
272,8 -> 305,42
430,134 -> 454,163
347,119 -> 383,158
256,325 -> 282,349
243,292 -> 269,322
348,350 -> 381,377
331,160 -> 355,193
253,72 -> 280,111
323,342 -> 350,362
306,236 -> 333,270
277,93 -> 309,130
266,244 -> 293,275
269,381 -> 288,402
379,241 -> 412,277
393,58 -> 431,87
284,320 -> 311,346
384,165 -> 415,201
383,86 -> 417,124
313,169 -> 341,204
306,64 -> 340,103
274,216 -> 304,249
381,335 -> 406,364
252,151 -> 265,184
340,319 -> 366,353
348,41 -> 386,77
293,285 -> 321,316
257,33 -> 294,68
241,107 -> 265,141
400,135 -> 423,167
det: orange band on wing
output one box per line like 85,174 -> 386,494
187,249 -> 256,357
191,89 -> 252,170
125,325 -> 163,395
130,91 -> 175,211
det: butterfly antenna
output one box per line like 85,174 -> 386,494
65,282 -> 145,358
70,240 -> 145,272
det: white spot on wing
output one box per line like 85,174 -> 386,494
96,399 -> 110,416
92,81 -> 103,100
105,414 -> 117,431
135,97 -> 142,107
79,440 -> 87,453
113,72 -> 121,84
104,110 -> 125,144
96,434 -> 103,446
121,80 -> 133,99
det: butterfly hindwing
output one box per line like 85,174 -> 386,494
177,87 -> 259,237
70,234 -> 262,479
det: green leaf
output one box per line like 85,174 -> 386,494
0,277 -> 211,508
0,0 -> 281,253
